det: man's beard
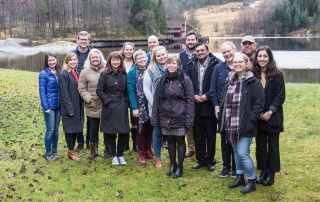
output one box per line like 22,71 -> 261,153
187,44 -> 195,51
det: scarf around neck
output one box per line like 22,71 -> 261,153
224,71 -> 248,142
136,66 -> 149,132
148,62 -> 165,89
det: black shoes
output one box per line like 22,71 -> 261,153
173,167 -> 183,179
192,163 -> 206,169
256,170 -> 268,184
207,164 -> 216,172
262,172 -> 275,186
219,167 -> 231,177
240,179 -> 256,194
228,174 -> 246,188
167,164 -> 177,176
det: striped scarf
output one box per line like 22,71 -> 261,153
224,71 -> 248,142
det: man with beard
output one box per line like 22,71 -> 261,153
146,35 -> 159,65
186,43 -> 221,172
179,30 -> 198,157
241,36 -> 256,63
71,31 -> 91,151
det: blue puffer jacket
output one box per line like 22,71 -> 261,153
39,67 -> 60,111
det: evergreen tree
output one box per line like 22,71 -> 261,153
156,0 -> 168,34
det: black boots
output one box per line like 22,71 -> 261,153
228,174 -> 245,188
256,170 -> 268,184
262,172 -> 275,186
173,166 -> 183,179
88,143 -> 98,159
166,164 -> 177,176
240,179 -> 256,194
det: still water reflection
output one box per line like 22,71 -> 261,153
1,37 -> 320,83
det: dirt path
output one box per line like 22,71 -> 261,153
193,1 -> 262,36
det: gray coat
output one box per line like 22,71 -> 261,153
59,70 -> 84,133
96,70 -> 129,134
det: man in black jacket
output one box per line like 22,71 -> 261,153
186,43 -> 221,171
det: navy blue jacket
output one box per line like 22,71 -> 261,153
210,61 -> 234,107
39,67 -> 60,111
179,50 -> 195,72
71,46 -> 90,74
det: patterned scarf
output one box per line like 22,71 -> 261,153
224,71 -> 248,142
148,62 -> 165,89
136,67 -> 149,132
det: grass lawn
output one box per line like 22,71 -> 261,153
0,69 -> 319,201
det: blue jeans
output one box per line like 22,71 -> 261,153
153,125 -> 163,157
43,109 -> 61,154
231,137 -> 255,180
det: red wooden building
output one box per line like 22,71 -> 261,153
166,20 -> 186,38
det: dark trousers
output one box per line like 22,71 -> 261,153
221,134 -> 236,171
88,117 -> 100,143
77,116 -> 91,144
65,133 -> 77,150
256,131 -> 280,173
104,133 -> 129,157
136,118 -> 153,152
193,112 -> 217,165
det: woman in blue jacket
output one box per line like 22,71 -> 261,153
39,52 -> 61,161
210,41 -> 236,178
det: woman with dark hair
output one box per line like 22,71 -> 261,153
121,42 -> 137,152
252,46 -> 285,186
59,52 -> 84,161
219,53 -> 264,194
78,48 -> 107,159
97,51 -> 130,165
39,52 -> 61,161
127,49 -> 154,164
151,55 -> 194,178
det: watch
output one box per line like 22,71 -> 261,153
268,110 -> 273,115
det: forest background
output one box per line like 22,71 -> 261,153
1,0 -> 320,42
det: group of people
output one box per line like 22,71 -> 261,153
39,30 -> 285,193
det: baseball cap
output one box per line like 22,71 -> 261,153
241,36 -> 255,44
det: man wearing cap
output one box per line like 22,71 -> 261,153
146,35 -> 159,65
241,36 -> 256,63
179,30 -> 198,157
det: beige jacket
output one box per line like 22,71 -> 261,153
78,65 -> 104,118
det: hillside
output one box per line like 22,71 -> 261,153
193,1 -> 262,36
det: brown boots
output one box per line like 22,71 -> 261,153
68,150 -> 80,161
88,142 -> 98,159
138,151 -> 146,164
103,142 -> 111,158
145,149 -> 155,159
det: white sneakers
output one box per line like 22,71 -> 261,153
118,156 -> 127,165
112,156 -> 127,165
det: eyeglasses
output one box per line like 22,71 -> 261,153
242,41 -> 254,46
196,49 -> 206,53
79,39 -> 88,41
136,56 -> 146,61
233,61 -> 245,64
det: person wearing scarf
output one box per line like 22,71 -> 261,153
151,55 -> 194,178
127,50 -> 154,164
219,53 -> 264,194
78,49 -> 106,159
143,46 -> 168,168
59,52 -> 84,161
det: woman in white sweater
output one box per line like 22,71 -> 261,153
143,46 -> 168,168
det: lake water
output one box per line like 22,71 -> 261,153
0,37 -> 319,83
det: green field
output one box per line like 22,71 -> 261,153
0,69 -> 319,201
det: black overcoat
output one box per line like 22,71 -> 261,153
59,70 -> 84,133
96,70 -> 130,134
